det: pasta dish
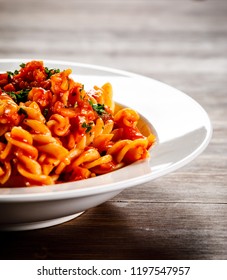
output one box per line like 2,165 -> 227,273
0,61 -> 155,187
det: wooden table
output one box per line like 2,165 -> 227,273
0,0 -> 226,260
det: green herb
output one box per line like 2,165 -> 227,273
92,103 -> 106,115
17,107 -> 28,118
7,69 -> 19,79
7,89 -> 30,104
45,67 -> 60,78
43,108 -> 49,118
79,84 -> 84,92
82,122 -> 93,133
7,71 -> 13,78
6,62 -> 25,79
7,91 -> 17,102
89,100 -> 106,115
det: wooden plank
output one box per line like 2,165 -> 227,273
0,202 -> 226,260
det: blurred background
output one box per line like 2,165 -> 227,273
1,0 -> 226,86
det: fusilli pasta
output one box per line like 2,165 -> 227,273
0,60 -> 156,187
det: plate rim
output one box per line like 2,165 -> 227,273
0,58 -> 213,201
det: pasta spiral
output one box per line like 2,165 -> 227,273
0,60 -> 156,187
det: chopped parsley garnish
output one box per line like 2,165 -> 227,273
17,107 -> 28,118
91,103 -> 106,115
7,69 -> 19,79
20,63 -> 26,68
45,67 -> 60,78
43,108 -> 49,118
6,63 -> 25,79
79,84 -> 84,92
82,122 -> 93,133
7,89 -> 30,104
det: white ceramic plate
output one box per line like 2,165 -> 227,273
0,59 -> 212,231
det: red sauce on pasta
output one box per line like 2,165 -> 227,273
0,61 -> 156,187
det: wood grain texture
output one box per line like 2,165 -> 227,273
0,0 -> 226,260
